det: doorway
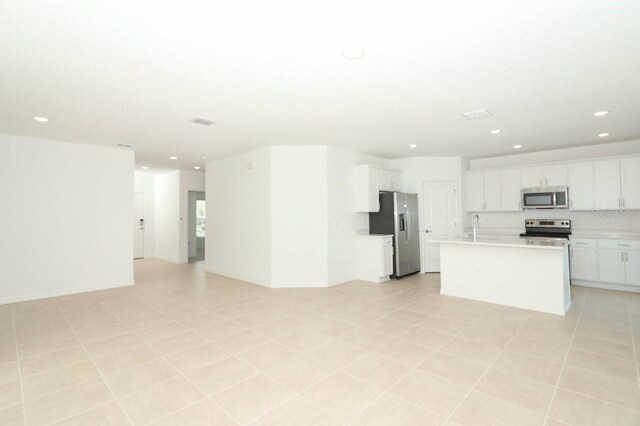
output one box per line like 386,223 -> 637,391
134,192 -> 145,259
421,181 -> 457,272
188,191 -> 206,262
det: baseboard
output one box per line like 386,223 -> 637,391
0,281 -> 135,305
203,267 -> 355,289
203,267 -> 271,288
571,280 -> 640,293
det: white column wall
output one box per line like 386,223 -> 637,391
204,148 -> 272,285
270,146 -> 329,287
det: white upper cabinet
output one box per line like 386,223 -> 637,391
521,164 -> 566,187
390,172 -> 402,191
543,164 -> 567,186
621,157 -> 640,209
567,162 -> 594,210
521,167 -> 543,188
483,170 -> 501,211
594,160 -> 622,210
500,169 -> 522,211
355,165 -> 403,212
377,169 -> 391,191
355,165 -> 379,212
465,171 -> 485,212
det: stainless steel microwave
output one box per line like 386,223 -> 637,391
521,186 -> 569,209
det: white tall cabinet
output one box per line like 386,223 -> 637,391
593,160 -> 622,210
621,157 -> 640,209
567,162 -> 594,210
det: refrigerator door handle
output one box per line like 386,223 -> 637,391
405,204 -> 410,243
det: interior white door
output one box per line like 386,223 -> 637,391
133,192 -> 145,259
422,181 -> 457,273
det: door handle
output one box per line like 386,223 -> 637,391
424,230 -> 431,233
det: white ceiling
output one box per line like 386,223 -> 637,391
1,1 -> 640,171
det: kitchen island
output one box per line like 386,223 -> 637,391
432,237 -> 571,315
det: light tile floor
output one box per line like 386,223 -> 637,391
1,258 -> 640,425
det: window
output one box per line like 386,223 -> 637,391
196,200 -> 206,237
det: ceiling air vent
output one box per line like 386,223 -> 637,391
461,109 -> 492,120
190,117 -> 216,126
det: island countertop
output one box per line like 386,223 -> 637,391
430,237 -> 569,250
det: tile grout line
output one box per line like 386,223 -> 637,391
443,304 -> 549,424
542,290 -> 584,424
626,294 -> 640,391
54,297 -> 138,426
9,304 -> 29,425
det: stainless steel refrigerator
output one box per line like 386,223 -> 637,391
369,192 -> 421,278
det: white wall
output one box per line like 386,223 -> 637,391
466,141 -> 640,233
271,146 -> 328,287
205,148 -> 271,285
154,171 -> 181,263
0,134 -> 134,303
134,173 -> 156,258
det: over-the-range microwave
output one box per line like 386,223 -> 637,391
521,186 -> 569,209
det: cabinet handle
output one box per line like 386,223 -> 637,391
622,198 -> 626,208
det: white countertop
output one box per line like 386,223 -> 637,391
431,237 -> 568,250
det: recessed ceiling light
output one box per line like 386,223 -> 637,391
142,166 -> 149,170
593,111 -> 609,117
513,144 -> 523,149
33,116 -> 49,122
598,132 -> 610,138
409,144 -> 417,148
169,156 -> 178,160
343,48 -> 365,60
202,156 -> 208,160
490,129 -> 501,134
194,166 -> 201,170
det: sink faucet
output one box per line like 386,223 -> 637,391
472,215 -> 480,241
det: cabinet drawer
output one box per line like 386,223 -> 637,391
569,238 -> 597,248
599,240 -> 640,250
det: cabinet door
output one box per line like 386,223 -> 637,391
570,247 -> 596,281
483,171 -> 501,211
568,162 -> 594,210
594,160 -> 622,210
390,172 -> 402,191
521,167 -> 543,188
598,249 -> 626,284
626,251 -> 640,286
543,164 -> 567,186
382,244 -> 394,276
377,169 -> 391,191
621,158 -> 640,209
500,169 -> 522,211
465,171 -> 485,211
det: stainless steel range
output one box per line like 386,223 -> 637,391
519,219 -> 572,243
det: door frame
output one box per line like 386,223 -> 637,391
420,180 -> 457,273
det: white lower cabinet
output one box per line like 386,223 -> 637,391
356,235 -> 394,283
572,238 -> 640,291
626,250 -> 640,286
569,239 -> 597,281
598,249 -> 626,284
